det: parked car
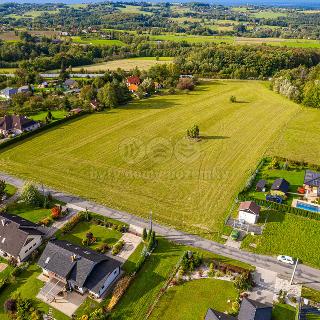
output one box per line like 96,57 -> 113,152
230,229 -> 240,241
277,255 -> 295,265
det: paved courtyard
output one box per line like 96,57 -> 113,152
117,233 -> 142,261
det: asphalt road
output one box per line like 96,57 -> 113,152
1,172 -> 320,291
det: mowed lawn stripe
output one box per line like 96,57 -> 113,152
0,81 -> 299,238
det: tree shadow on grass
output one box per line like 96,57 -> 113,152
200,135 -> 230,140
259,210 -> 285,223
118,98 -> 176,110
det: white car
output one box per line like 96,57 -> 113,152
277,255 -> 295,265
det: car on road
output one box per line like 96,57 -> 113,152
230,229 -> 240,241
277,255 -> 295,265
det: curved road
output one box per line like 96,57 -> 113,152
1,172 -> 320,291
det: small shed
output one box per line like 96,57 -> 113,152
256,179 -> 266,192
238,201 -> 261,225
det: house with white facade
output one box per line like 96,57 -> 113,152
38,240 -> 121,299
238,201 -> 261,225
0,114 -> 40,136
0,213 -> 44,262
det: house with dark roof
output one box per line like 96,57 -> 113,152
0,213 -> 44,262
0,87 -> 18,99
205,309 -> 236,320
238,298 -> 272,320
270,178 -> 289,197
38,240 -> 121,299
64,79 -> 78,89
303,170 -> 320,197
0,114 -> 40,136
17,85 -> 31,94
238,201 -> 261,224
205,298 -> 272,320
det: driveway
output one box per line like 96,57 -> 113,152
2,172 -> 320,291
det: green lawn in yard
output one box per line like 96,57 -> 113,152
30,110 -> 67,122
241,210 -> 320,268
57,221 -> 123,250
272,303 -> 296,320
75,297 -> 101,318
0,258 -> 13,281
0,264 -> 69,320
0,80 -> 301,240
4,184 -> 17,198
150,278 -> 238,320
111,237 -> 253,320
7,202 -> 51,223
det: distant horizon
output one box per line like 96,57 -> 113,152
1,0 -> 320,8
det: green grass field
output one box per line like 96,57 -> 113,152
150,278 -> 238,320
30,110 -> 67,122
0,80 -> 300,238
72,57 -> 173,72
272,304 -> 296,320
241,210 -> 320,268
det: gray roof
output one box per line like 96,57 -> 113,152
0,213 -> 44,257
271,178 -> 289,193
205,309 -> 236,320
304,170 -> 320,188
256,180 -> 266,190
238,298 -> 272,320
38,240 -> 121,292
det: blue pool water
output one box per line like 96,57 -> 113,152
296,201 -> 320,213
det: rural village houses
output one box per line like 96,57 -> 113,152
0,114 -> 40,136
0,213 -> 44,263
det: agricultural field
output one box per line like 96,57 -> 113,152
0,30 -> 59,42
0,80 -> 301,239
270,108 -> 320,164
71,36 -> 124,46
241,210 -> 320,268
72,57 -> 173,72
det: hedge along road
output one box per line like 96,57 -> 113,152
1,171 -> 320,291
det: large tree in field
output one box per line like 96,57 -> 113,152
80,85 -> 96,101
97,83 -> 118,109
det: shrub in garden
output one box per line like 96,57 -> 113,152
112,240 -> 125,255
176,78 -> 195,91
181,251 -> 202,272
107,276 -> 132,311
20,182 -> 43,207
4,298 -> 17,313
97,243 -> 110,254
234,273 -> 252,291
0,180 -> 6,199
51,206 -> 62,219
142,228 -> 147,241
208,263 -> 215,277
39,217 -> 52,226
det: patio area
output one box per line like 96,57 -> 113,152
37,275 -> 87,317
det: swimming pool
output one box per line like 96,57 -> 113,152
296,201 -> 320,213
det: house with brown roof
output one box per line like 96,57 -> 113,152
303,170 -> 320,199
0,213 -> 44,262
0,114 -> 40,136
238,201 -> 261,224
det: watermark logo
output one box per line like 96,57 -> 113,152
119,136 -> 201,164
118,137 -> 145,164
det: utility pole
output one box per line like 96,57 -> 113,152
290,258 -> 299,285
149,210 -> 153,232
